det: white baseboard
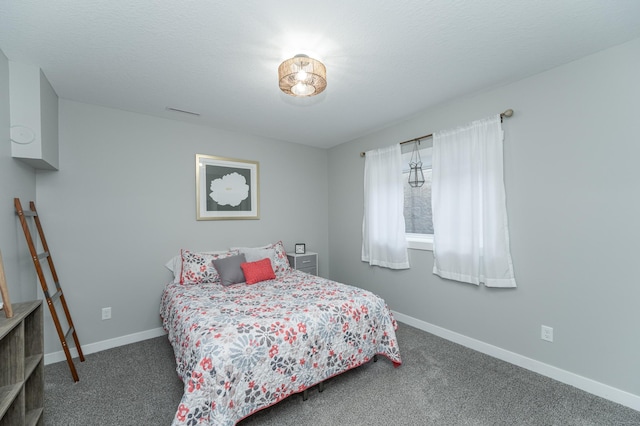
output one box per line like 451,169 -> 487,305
392,310 -> 640,412
44,327 -> 167,365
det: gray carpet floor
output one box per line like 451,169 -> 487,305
44,322 -> 640,425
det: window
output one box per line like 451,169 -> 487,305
401,141 -> 433,250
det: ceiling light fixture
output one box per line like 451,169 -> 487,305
278,54 -> 327,97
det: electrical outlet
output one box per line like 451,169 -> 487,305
541,325 -> 553,342
102,307 -> 112,320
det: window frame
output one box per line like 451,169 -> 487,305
406,232 -> 433,251
402,141 -> 434,252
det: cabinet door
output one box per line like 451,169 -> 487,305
298,265 -> 317,275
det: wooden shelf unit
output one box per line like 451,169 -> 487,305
0,300 -> 44,426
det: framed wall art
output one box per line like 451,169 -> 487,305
196,154 -> 260,220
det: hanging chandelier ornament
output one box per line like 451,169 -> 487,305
408,141 -> 425,188
278,54 -> 327,97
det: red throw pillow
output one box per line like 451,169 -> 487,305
241,258 -> 276,284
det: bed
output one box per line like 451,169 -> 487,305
160,242 -> 402,425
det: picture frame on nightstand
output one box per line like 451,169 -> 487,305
294,243 -> 306,254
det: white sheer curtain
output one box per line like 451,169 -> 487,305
362,144 -> 410,269
431,115 -> 516,287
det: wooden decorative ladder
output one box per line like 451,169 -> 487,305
14,198 -> 84,382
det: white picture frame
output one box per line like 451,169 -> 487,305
196,154 -> 260,220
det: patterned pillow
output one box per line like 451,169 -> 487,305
241,258 -> 276,284
270,240 -> 291,275
166,249 -> 232,282
178,249 -> 239,285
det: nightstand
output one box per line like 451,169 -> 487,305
287,252 -> 318,275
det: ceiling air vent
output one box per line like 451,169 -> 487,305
166,107 -> 200,116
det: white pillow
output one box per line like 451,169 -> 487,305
231,241 -> 291,276
237,247 -> 275,263
165,257 -> 179,273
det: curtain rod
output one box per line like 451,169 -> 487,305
359,109 -> 513,157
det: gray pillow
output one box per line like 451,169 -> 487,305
212,253 -> 247,286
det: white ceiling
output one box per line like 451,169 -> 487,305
1,1 -> 640,149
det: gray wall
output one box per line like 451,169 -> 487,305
35,100 -> 329,353
0,49 -> 37,305
328,38 -> 640,397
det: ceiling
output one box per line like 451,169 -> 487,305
1,1 -> 640,149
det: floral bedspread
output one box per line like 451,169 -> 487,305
160,269 -> 402,425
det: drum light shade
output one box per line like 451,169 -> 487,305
278,54 -> 327,97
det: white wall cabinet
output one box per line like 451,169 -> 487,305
9,62 -> 59,170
